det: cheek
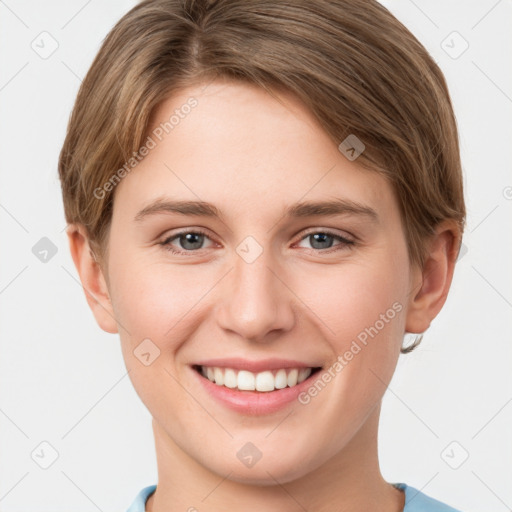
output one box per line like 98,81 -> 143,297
110,258 -> 193,329
110,242 -> 409,354
108,258 -> 208,414
274,259 -> 409,458
299,257 -> 408,346
108,257 -> 220,363
293,253 -> 408,404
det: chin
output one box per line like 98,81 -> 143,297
209,453 -> 317,486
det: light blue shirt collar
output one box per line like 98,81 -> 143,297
126,482 -> 462,511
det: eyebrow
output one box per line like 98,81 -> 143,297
134,197 -> 379,223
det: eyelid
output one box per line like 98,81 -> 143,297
159,226 -> 356,256
162,226 -> 208,239
160,226 -> 354,245
296,227 -> 355,243
160,227 -> 216,246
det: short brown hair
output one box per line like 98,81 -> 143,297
58,0 -> 466,351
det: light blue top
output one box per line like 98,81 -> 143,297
126,482 -> 462,511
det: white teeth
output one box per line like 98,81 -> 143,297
198,366 -> 315,392
255,371 -> 274,392
275,369 -> 288,389
287,368 -> 298,387
214,367 -> 224,386
237,370 -> 255,390
224,368 -> 238,388
298,368 -> 312,383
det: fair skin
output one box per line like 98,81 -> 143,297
67,79 -> 458,512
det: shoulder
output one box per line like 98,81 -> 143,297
126,485 -> 157,512
393,482 -> 463,512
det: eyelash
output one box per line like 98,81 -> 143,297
159,228 -> 355,255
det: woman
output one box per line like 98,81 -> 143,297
58,1 -> 466,510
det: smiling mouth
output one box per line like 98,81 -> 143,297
192,364 -> 322,392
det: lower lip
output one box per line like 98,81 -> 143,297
190,366 -> 321,415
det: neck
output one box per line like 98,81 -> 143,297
146,402 -> 404,512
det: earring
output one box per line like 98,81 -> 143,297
401,332 -> 424,354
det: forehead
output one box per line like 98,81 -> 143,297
113,80 -> 397,224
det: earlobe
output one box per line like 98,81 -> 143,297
66,224 -> 119,334
405,220 -> 460,334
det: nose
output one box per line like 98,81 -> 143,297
215,245 -> 296,343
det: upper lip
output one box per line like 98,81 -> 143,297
193,358 -> 322,373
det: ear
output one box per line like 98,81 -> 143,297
66,224 -> 118,334
405,220 -> 461,333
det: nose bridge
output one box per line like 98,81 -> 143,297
216,237 -> 294,341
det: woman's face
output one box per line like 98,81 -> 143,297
101,79 -> 418,484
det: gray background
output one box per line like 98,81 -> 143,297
0,1 -> 511,510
